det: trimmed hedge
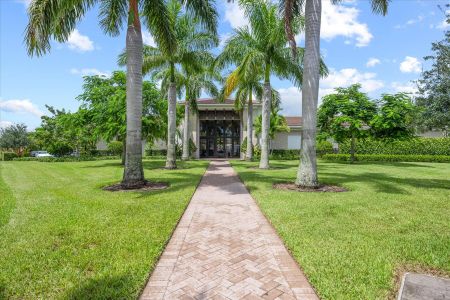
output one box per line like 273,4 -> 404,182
270,150 -> 299,160
338,138 -> 450,156
13,156 -> 120,162
322,154 -> 450,163
1,152 -> 18,161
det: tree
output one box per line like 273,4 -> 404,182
254,108 -> 290,153
371,93 -> 417,140
279,0 -> 389,186
25,0 -> 216,187
416,8 -> 450,134
215,0 -> 309,169
180,65 -> 220,161
76,71 -> 167,163
120,0 -> 218,168
0,124 -> 29,155
318,84 -> 377,163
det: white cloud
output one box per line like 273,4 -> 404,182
224,2 -> 248,29
70,68 -> 110,77
15,0 -> 31,7
391,81 -> 419,95
278,87 -> 302,116
0,121 -> 14,129
320,68 -> 384,94
219,33 -> 233,49
0,99 -> 44,117
66,29 -> 94,52
395,15 -> 425,29
321,0 -> 373,47
366,58 -> 381,67
399,56 -> 422,73
142,30 -> 157,47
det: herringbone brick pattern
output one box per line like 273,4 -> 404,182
141,161 -> 318,300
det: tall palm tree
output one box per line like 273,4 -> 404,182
280,0 -> 389,187
216,0 -> 304,169
122,0 -> 218,168
180,64 -> 220,161
25,0 -> 217,187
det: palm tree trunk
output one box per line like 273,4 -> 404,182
182,100 -> 190,161
246,92 -> 253,161
259,81 -> 271,169
295,0 -> 321,188
121,138 -> 126,165
166,82 -> 177,169
122,0 -> 144,187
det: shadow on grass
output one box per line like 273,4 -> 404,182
65,274 -> 135,300
320,161 -> 437,168
236,166 -> 450,195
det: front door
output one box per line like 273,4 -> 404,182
199,120 -> 240,158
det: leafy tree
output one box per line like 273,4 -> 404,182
76,71 -> 168,163
371,93 -> 417,140
215,0 -> 311,169
32,106 -> 77,156
280,0 -> 389,186
0,123 -> 29,155
416,8 -> 450,134
25,0 -> 216,187
318,84 -> 377,163
254,108 -> 290,153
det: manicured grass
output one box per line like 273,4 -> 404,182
232,160 -> 450,299
0,159 -> 208,299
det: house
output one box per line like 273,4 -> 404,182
181,98 -> 302,159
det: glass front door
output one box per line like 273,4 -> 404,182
200,120 -> 240,158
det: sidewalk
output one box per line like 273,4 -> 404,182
141,160 -> 318,300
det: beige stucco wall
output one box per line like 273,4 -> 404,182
271,130 -> 302,150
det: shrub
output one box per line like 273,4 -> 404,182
316,140 -> 334,157
338,138 -> 450,156
107,141 -> 123,156
270,150 -> 299,160
1,152 -> 18,161
322,154 -> 450,163
13,156 -> 119,162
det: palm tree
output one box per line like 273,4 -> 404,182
122,0 -> 218,168
280,0 -> 389,187
216,0 -> 304,169
25,0 -> 217,187
254,108 -> 290,153
180,64 -> 220,160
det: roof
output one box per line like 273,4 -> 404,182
196,98 -> 236,105
285,116 -> 302,127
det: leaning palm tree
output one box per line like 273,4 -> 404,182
25,0 -> 216,187
121,0 -> 218,168
280,0 -> 389,187
216,0 -> 304,169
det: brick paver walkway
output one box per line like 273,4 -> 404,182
141,160 -> 318,300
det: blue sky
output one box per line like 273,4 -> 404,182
1,0 -> 448,130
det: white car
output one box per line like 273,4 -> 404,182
36,152 -> 54,158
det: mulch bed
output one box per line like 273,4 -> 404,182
103,181 -> 169,192
273,182 -> 348,192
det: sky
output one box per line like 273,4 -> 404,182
0,0 -> 449,130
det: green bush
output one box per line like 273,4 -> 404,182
316,140 -> 334,156
338,138 -> 450,156
107,141 -> 123,156
270,150 -> 299,160
1,152 -> 18,161
146,149 -> 167,156
322,154 -> 450,163
13,156 -> 119,162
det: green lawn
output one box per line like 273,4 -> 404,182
232,160 -> 450,299
0,159 -> 208,299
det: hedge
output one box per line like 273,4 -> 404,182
13,156 -> 120,162
1,152 -> 18,161
322,154 -> 450,163
338,138 -> 450,156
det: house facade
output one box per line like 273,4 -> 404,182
184,98 -> 302,159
